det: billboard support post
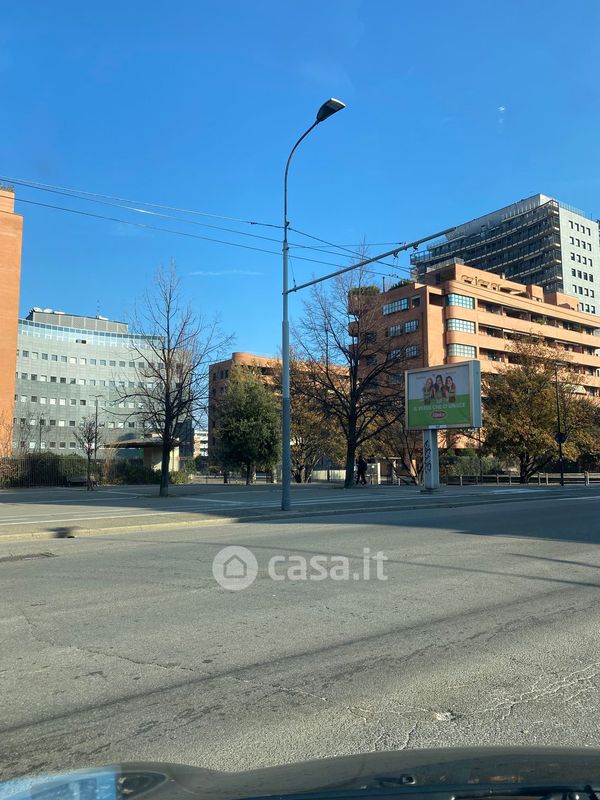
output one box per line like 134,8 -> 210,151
422,429 -> 440,492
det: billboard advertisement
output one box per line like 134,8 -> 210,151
406,360 -> 482,430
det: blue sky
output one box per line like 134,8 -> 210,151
2,0 -> 599,357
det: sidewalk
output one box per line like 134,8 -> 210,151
0,481 -> 598,542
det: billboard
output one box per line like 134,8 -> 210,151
406,360 -> 482,430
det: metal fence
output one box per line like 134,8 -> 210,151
446,473 -> 600,486
0,454 -> 88,488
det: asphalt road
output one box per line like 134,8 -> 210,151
2,492 -> 600,781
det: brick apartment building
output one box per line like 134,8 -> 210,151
0,187 -> 23,454
365,260 -> 600,396
208,351 -> 277,455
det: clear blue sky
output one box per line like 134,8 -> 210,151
2,0 -> 599,357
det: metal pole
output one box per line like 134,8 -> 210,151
95,397 -> 99,466
281,121 -> 318,512
555,362 -> 564,487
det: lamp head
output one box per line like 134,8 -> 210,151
316,98 -> 346,123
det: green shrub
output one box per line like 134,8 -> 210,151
106,461 -> 161,484
179,456 -> 196,474
169,470 -> 192,484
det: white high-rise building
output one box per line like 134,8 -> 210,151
411,194 -> 600,315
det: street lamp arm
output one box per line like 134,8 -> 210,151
283,121 -> 319,225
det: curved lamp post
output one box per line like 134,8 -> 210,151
281,98 -> 345,511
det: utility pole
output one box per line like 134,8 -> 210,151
554,362 -> 566,487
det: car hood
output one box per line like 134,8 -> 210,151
4,748 -> 600,800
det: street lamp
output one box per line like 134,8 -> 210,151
281,98 -> 345,511
554,362 -> 567,487
92,394 -> 104,468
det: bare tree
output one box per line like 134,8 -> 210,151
124,262 -> 232,496
294,266 -> 410,487
13,408 -> 50,454
373,416 -> 423,484
74,416 -> 103,490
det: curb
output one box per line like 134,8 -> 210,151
0,491 -> 582,543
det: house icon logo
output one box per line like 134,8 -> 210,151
213,546 -> 258,591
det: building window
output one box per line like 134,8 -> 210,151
78,378 -> 86,385
70,399 -> 76,406
58,420 -> 65,427
404,319 -> 419,333
21,373 -> 27,379
129,361 -> 135,368
69,442 -> 76,449
30,396 -> 37,403
448,343 -> 477,358
22,350 -> 29,357
446,293 -> 475,309
40,397 -> 47,405
30,374 -> 37,381
406,344 -> 420,358
80,399 -> 86,406
387,324 -> 402,337
59,442 -> 66,449
108,421 -> 115,429
60,355 -> 67,363
59,398 -> 66,406
366,355 -> 378,365
128,422 -> 135,428
109,360 -> 116,367
571,252 -> 576,260
100,359 -> 106,366
572,269 -> 576,276
69,420 -> 76,427
50,376 -> 57,383
90,358 -> 96,365
389,374 -> 403,384
60,377 -> 66,384
49,398 -> 56,405
119,361 -> 126,367
383,298 -> 410,315
446,318 -> 475,333
412,296 -> 421,307
69,357 -> 76,364
42,353 -> 48,360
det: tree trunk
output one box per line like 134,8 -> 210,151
223,470 -> 229,484
344,441 -> 357,488
159,443 -> 171,497
86,454 -> 93,491
245,462 -> 252,485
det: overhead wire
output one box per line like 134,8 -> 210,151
0,174 -> 283,229
2,176 -> 413,279
2,176 -> 391,262
3,197 -> 376,271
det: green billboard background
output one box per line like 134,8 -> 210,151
406,361 -> 481,430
